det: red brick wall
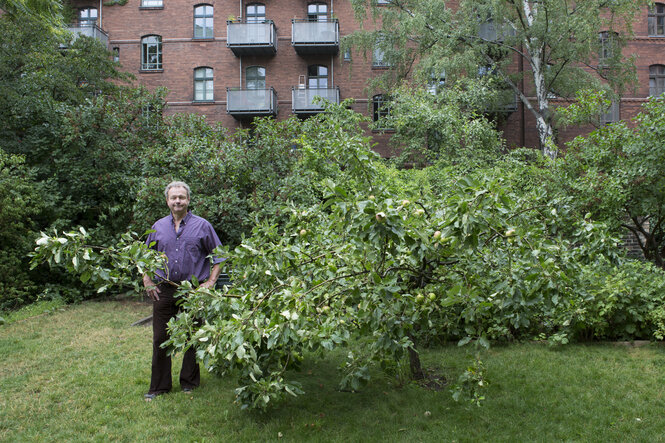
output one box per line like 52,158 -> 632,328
86,1 -> 665,153
93,0 -> 394,150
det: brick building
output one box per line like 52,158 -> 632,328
67,0 -> 665,154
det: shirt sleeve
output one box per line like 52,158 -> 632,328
203,221 -> 225,265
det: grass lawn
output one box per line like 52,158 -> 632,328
2,299 -> 665,442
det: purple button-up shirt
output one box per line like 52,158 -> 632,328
146,212 -> 224,283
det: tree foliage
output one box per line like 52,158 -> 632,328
31,103 -> 652,412
555,96 -> 665,268
347,0 -> 647,156
0,15 -> 166,306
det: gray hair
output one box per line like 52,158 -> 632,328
164,181 -> 191,199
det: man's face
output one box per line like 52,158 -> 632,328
166,186 -> 190,215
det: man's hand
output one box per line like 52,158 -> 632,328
199,279 -> 216,290
143,275 -> 161,301
198,263 -> 221,291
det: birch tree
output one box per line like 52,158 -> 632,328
348,0 -> 647,158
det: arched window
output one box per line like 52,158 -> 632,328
307,65 -> 328,88
194,4 -> 213,39
194,67 -> 213,101
141,35 -> 162,71
78,8 -> 97,26
649,3 -> 665,36
246,66 -> 266,89
307,3 -> 327,22
246,3 -> 266,23
650,65 -> 665,96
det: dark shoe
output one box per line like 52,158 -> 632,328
144,393 -> 160,402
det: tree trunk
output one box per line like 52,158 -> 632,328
407,334 -> 424,380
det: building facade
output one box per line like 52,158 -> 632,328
67,0 -> 665,153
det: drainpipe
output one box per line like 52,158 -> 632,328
99,0 -> 102,28
519,44 -> 525,147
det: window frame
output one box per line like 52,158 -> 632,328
599,100 -> 620,125
372,94 -> 393,129
427,70 -> 446,94
372,34 -> 392,69
194,66 -> 214,102
649,3 -> 665,36
650,64 -> 665,97
193,4 -> 214,39
598,31 -> 617,67
307,65 -> 329,89
141,35 -> 162,71
140,0 -> 163,8
246,3 -> 266,23
246,66 -> 266,90
78,7 -> 98,26
307,2 -> 328,22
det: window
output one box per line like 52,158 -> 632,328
649,3 -> 665,36
246,3 -> 266,23
650,64 -> 665,96
246,66 -> 266,89
141,35 -> 162,71
112,47 -> 120,62
78,8 -> 97,26
194,67 -> 213,101
307,65 -> 328,88
427,70 -> 446,94
599,31 -> 617,66
307,3 -> 328,22
194,5 -> 213,39
600,100 -> 620,125
373,94 -> 391,125
343,48 -> 352,62
141,0 -> 163,7
372,41 -> 393,68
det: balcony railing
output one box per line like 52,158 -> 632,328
292,86 -> 340,114
484,89 -> 518,115
291,19 -> 339,54
227,20 -> 277,56
65,24 -> 109,47
227,88 -> 278,118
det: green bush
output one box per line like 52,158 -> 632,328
0,150 -> 45,309
567,260 -> 665,341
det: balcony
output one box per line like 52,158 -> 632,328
292,86 -> 339,114
291,19 -> 339,54
227,20 -> 277,56
226,88 -> 278,119
65,24 -> 109,48
484,89 -> 518,116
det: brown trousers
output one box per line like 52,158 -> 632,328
148,283 -> 200,394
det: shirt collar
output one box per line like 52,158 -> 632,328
170,211 -> 192,227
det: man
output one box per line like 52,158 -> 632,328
142,181 -> 224,401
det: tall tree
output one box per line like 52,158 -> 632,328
0,0 -> 63,29
348,0 -> 646,157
